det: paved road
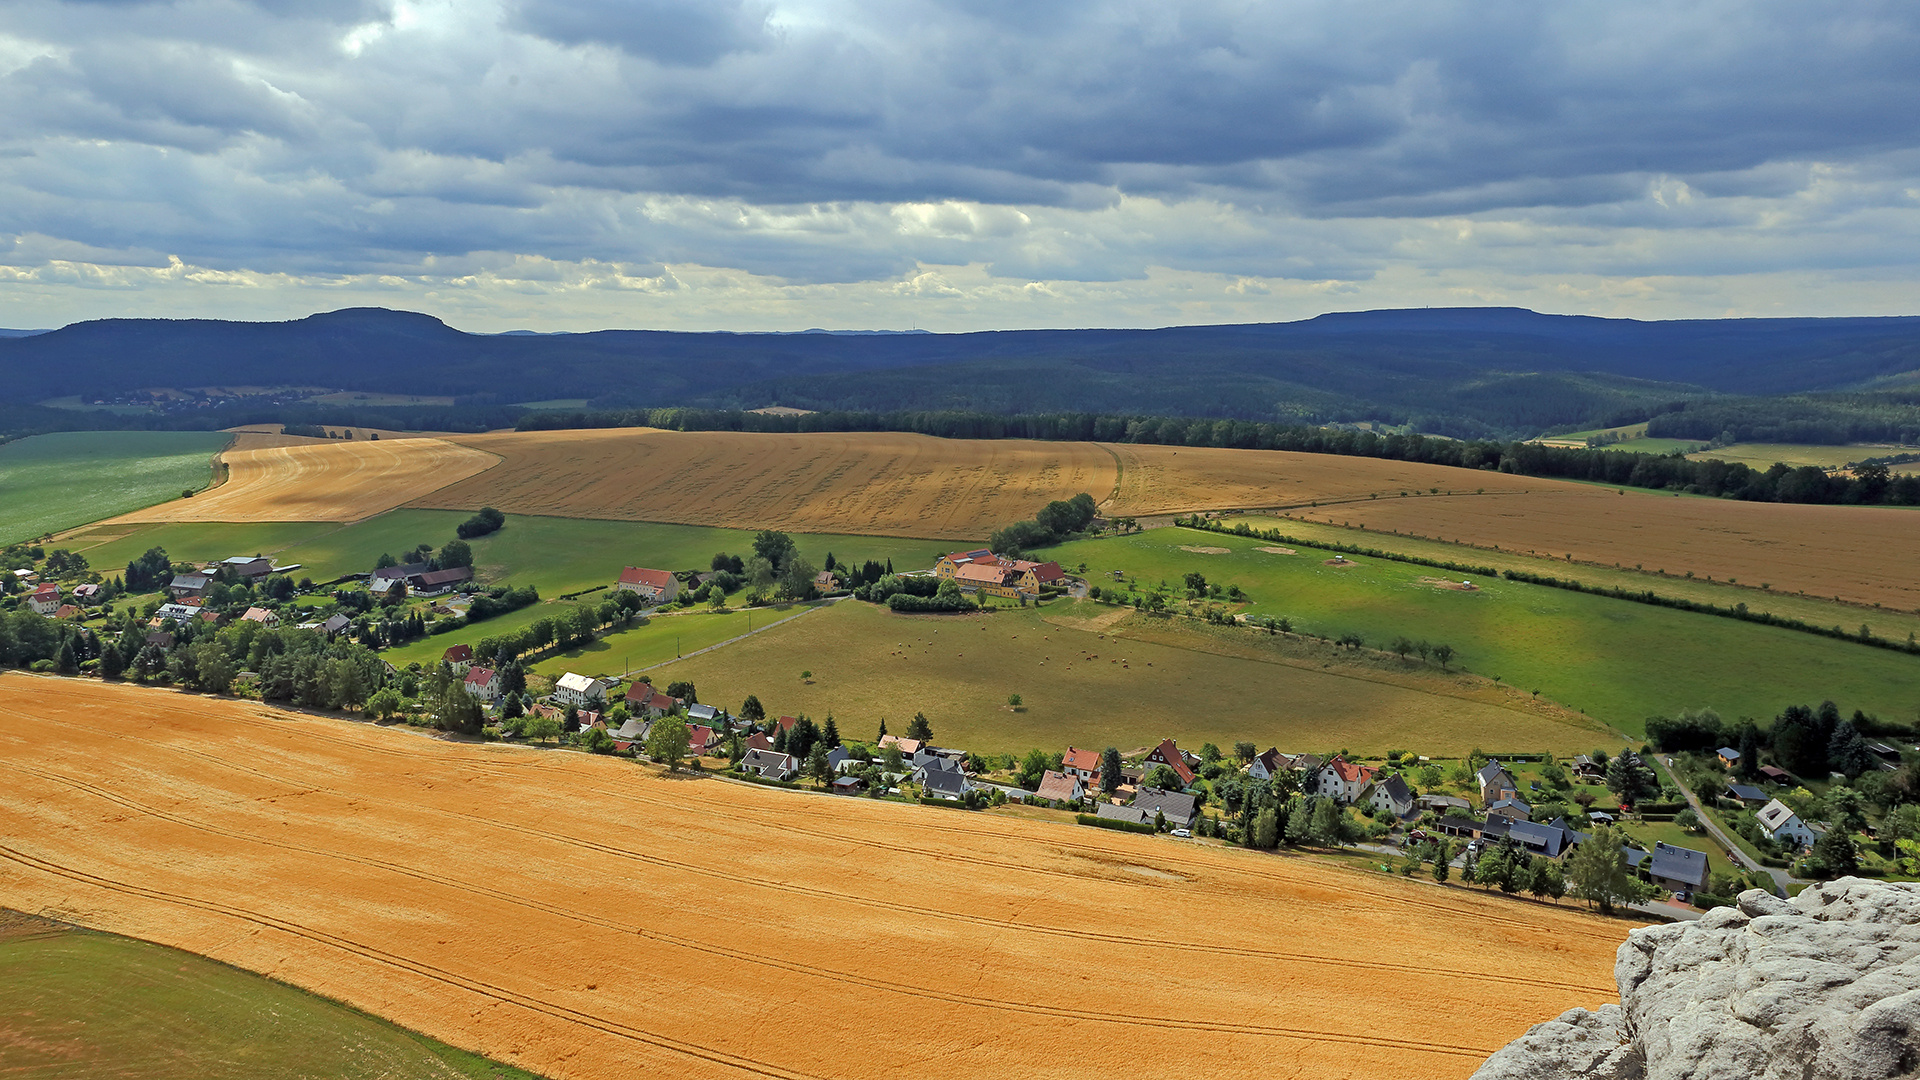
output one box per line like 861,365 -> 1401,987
1660,758 -> 1799,897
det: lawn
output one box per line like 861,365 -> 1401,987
0,915 -> 542,1079
1687,443 -> 1912,470
383,598 -> 822,675
1045,527 -> 1920,740
0,430 -> 230,544
646,597 -> 1616,757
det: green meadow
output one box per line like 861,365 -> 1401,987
0,917 -> 542,1079
1046,527 -> 1920,739
0,431 -> 230,545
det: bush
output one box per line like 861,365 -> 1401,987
456,507 -> 507,540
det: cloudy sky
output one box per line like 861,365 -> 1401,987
2,0 -> 1918,331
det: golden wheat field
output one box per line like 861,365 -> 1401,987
108,431 -> 498,524
419,428 -> 1120,539
0,677 -> 1629,1080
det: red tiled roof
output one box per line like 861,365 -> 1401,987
745,732 -> 774,752
777,715 -> 798,733
442,644 -> 473,664
1326,756 -> 1375,784
1027,561 -> 1066,583
464,666 -> 497,687
1034,770 -> 1082,802
619,566 -> 675,590
1062,746 -> 1102,773
685,725 -> 715,753
944,549 -> 996,566
953,563 -> 1011,585
30,583 -> 58,599
1147,739 -> 1196,784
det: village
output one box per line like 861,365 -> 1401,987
0,535 -> 1895,916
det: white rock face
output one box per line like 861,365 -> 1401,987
1472,879 -> 1920,1080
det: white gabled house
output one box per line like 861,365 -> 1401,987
1755,798 -> 1820,849
1365,773 -> 1415,818
740,747 -> 798,781
553,672 -> 610,708
463,666 -> 502,700
1313,756 -> 1377,804
615,566 -> 680,604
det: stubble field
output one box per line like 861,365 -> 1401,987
109,431 -> 497,525
0,677 -> 1629,1080
1278,488 -> 1920,612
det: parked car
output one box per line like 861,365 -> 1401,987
1171,828 -> 1191,839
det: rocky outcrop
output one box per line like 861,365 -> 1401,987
1473,878 -> 1920,1080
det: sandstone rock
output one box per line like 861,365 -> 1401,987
1472,879 -> 1920,1080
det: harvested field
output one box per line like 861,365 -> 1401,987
109,433 -> 497,525
0,677 -> 1628,1080
421,428 -> 1116,539
1178,544 -> 1231,554
1281,490 -> 1920,612
1102,442 -> 1544,515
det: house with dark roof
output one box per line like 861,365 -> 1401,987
1757,765 -> 1793,784
1648,842 -> 1709,895
615,566 -> 680,603
221,556 -> 274,579
1095,802 -> 1152,827
1476,760 -> 1519,803
412,567 -> 472,596
740,748 -> 798,781
1436,815 -> 1481,838
167,573 -> 211,599
1130,786 -> 1198,830
1418,794 -> 1472,815
1475,816 -> 1513,842
920,765 -> 971,800
1245,747 -> 1286,781
1508,818 -> 1587,858
1716,747 -> 1742,768
1364,774 -> 1415,818
320,613 -> 352,637
1726,783 -> 1768,805
1484,796 -> 1532,822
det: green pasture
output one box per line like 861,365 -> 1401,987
1046,527 -> 1920,739
1221,514 -> 1920,644
0,431 -> 229,545
0,918 -> 542,1079
1688,442 -> 1911,470
649,598 -> 1615,758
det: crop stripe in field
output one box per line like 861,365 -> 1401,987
0,842 -> 835,1080
0,761 -> 1502,1059
6,702 -> 1619,989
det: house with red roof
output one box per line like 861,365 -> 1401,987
1143,738 -> 1196,788
463,666 -> 501,700
26,583 -> 61,616
1062,745 -> 1103,783
1034,770 -> 1086,804
933,549 -> 1066,598
615,566 -> 680,604
1313,756 -> 1378,804
440,644 -> 473,673
629,686 -> 682,718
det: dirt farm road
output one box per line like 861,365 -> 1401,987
0,677 -> 1635,1080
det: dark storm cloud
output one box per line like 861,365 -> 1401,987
0,0 -> 1918,293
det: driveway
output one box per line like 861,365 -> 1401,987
1660,759 -> 1800,897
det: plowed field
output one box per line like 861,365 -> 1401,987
109,432 -> 498,524
0,677 -> 1627,1080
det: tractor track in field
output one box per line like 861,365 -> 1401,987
0,761 -> 1500,1059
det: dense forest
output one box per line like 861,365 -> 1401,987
1645,393 -> 1920,445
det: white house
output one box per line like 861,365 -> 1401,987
1034,769 -> 1085,804
26,583 -> 61,615
463,666 -> 502,700
615,566 -> 680,603
1061,746 -> 1102,784
740,747 -> 798,781
1755,798 -> 1820,849
1365,773 -> 1415,818
154,602 -> 202,623
1313,756 -> 1376,804
553,672 -> 610,708
240,606 -> 280,627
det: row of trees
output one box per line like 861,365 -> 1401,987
989,493 -> 1099,554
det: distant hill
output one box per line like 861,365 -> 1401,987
2,306 -> 1917,438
